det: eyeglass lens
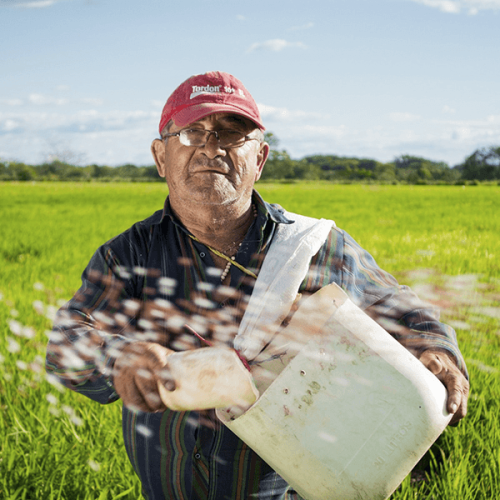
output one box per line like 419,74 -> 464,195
180,129 -> 246,148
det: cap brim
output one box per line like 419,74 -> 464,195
172,103 -> 265,131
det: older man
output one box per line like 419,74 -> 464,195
46,71 -> 469,500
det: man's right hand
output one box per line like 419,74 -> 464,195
113,341 -> 175,412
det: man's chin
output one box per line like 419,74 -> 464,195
185,179 -> 240,206
186,188 -> 239,207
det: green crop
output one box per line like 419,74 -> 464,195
1,182 -> 499,499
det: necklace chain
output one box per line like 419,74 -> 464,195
188,204 -> 258,282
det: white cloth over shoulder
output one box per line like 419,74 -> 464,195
234,211 -> 335,361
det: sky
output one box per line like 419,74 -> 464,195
1,0 -> 499,167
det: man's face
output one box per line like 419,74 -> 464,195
152,113 -> 269,207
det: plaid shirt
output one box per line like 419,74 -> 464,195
46,191 -> 467,500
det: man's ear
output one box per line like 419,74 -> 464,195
254,142 -> 270,182
151,139 -> 166,178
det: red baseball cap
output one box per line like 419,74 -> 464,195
158,71 -> 265,134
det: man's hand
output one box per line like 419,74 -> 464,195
418,350 -> 469,425
113,341 -> 175,412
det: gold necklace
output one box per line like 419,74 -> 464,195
188,204 -> 258,282
188,235 -> 257,280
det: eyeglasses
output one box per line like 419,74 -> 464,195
163,129 -> 259,149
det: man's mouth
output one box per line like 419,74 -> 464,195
193,168 -> 228,175
190,162 -> 230,176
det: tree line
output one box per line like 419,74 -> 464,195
1,133 -> 499,184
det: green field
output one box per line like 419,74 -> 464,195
1,182 -> 499,499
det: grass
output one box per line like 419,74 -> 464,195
0,182 -> 499,499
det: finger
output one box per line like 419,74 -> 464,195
419,351 -> 469,425
126,388 -> 152,413
448,380 -> 469,425
115,366 -> 156,412
157,366 -> 176,391
114,366 -> 140,407
449,399 -> 467,425
118,376 -> 152,413
446,375 -> 462,414
135,369 -> 166,412
145,343 -> 175,365
419,351 -> 444,376
143,346 -> 176,388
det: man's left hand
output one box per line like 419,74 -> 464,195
418,350 -> 469,425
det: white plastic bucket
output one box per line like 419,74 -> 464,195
218,283 -> 452,500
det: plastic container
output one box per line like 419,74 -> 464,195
157,347 -> 258,412
218,283 -> 452,500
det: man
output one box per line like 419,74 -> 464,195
46,71 -> 469,500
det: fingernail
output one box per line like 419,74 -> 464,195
451,403 -> 458,413
164,380 -> 176,391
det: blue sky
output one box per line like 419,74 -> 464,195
1,0 -> 499,166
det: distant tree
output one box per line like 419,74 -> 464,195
393,155 -> 454,182
461,146 -> 500,180
357,159 -> 378,171
261,150 -> 297,180
116,164 -> 140,179
260,132 -> 305,180
85,164 -> 104,179
304,155 -> 352,180
141,165 -> 162,181
374,162 -> 396,182
292,159 -> 322,180
303,155 -> 386,181
264,132 -> 280,149
0,161 -> 8,179
99,165 -> 117,178
394,155 -> 419,170
7,161 -> 36,181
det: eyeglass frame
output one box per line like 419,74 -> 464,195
162,128 -> 261,149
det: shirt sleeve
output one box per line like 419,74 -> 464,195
45,241 -> 141,404
340,229 -> 468,379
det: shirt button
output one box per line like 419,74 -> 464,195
200,252 -> 206,258
194,453 -> 201,459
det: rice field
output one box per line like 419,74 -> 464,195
1,182 -> 499,499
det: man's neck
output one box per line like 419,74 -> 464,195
168,195 -> 255,256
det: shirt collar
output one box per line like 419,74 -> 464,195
252,190 -> 294,225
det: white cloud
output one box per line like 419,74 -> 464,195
0,98 -> 23,106
236,14 -> 245,21
444,114 -> 500,141
258,103 -> 329,121
0,0 -> 62,7
408,0 -> 500,14
247,39 -> 306,53
389,112 -> 421,122
151,100 -> 165,109
288,22 -> 314,31
28,93 -> 68,106
301,124 -> 348,139
0,108 -> 157,136
259,112 -> 500,166
442,105 -> 456,114
413,0 -> 461,13
2,119 -> 22,132
0,107 -> 159,164
56,84 -> 70,91
81,98 -> 104,106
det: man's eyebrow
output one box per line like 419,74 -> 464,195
219,115 -> 252,128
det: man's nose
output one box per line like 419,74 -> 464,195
203,132 -> 227,158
